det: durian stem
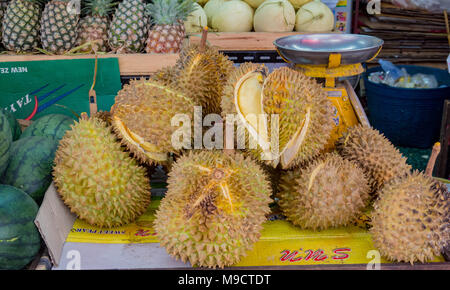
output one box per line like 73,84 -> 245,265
199,27 -> 208,53
425,142 -> 441,177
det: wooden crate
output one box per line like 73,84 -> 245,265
0,53 -> 179,76
188,32 -> 299,51
0,32 -> 303,76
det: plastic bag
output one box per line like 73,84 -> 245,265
368,69 -> 439,89
411,73 -> 439,88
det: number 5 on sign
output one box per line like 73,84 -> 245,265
366,250 -> 381,270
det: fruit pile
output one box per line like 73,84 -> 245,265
0,0 -> 335,55
0,0 -> 197,54
192,0 -> 334,33
0,111 -> 74,269
52,43 -> 450,268
1,42 -> 448,269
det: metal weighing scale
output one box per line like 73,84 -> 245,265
274,33 -> 384,149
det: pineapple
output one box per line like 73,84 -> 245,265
145,0 -> 195,54
108,0 -> 148,53
77,0 -> 115,53
2,0 -> 42,52
0,0 -> 9,42
40,0 -> 80,54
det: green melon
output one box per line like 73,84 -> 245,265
1,136 -> 59,205
2,110 -> 21,141
0,110 -> 12,178
0,185 -> 41,270
21,114 -> 74,141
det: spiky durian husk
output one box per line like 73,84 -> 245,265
337,125 -> 412,193
93,110 -> 112,125
2,0 -> 41,52
149,65 -> 178,86
53,115 -> 151,228
221,65 -> 334,169
262,67 -> 334,168
154,150 -> 272,268
278,153 -> 370,230
40,1 -> 79,54
176,43 -> 233,80
111,78 -> 194,165
150,43 -> 232,115
174,43 -> 233,115
370,171 -> 449,264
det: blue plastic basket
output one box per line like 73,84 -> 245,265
363,65 -> 450,148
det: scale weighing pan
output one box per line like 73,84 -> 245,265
274,34 -> 384,65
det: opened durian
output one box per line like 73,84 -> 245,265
112,44 -> 232,165
221,65 -> 334,169
337,125 -> 412,193
371,171 -> 449,264
154,150 -> 272,268
111,78 -> 194,165
278,153 -> 370,230
53,114 -> 151,228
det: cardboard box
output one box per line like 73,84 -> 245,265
35,183 -> 448,270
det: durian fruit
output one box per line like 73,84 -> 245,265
112,44 -> 232,165
111,78 -> 194,165
371,171 -> 449,264
149,43 -> 233,115
94,110 -> 112,126
154,150 -> 272,268
221,65 -> 334,169
337,125 -> 412,193
150,65 -> 178,86
53,114 -> 151,228
278,153 -> 370,230
174,43 -> 233,115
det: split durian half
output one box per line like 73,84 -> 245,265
222,64 -> 334,169
111,78 -> 194,165
112,44 -> 233,165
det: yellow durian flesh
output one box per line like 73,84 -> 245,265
234,70 -> 270,152
221,63 -> 269,152
112,116 -> 168,162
